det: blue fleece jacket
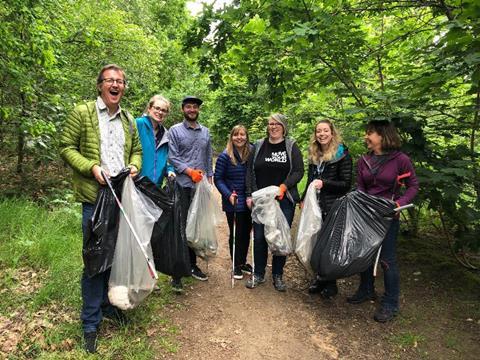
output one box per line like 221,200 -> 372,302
136,115 -> 174,185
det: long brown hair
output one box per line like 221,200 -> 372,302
365,120 -> 401,152
308,119 -> 342,164
226,125 -> 250,165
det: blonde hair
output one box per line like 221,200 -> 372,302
144,94 -> 171,114
308,119 -> 342,164
226,125 -> 250,165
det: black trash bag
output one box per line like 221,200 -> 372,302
134,176 -> 174,212
83,168 -> 130,278
310,190 -> 396,281
150,179 -> 191,278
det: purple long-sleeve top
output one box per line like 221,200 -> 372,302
357,151 -> 419,206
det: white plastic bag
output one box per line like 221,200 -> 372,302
186,177 -> 221,260
108,177 -> 162,310
252,186 -> 292,256
295,182 -> 322,275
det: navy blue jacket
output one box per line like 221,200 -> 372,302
214,148 -> 250,212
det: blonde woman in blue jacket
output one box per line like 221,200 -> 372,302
136,95 -> 175,185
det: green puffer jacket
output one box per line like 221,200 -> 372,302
59,101 -> 142,204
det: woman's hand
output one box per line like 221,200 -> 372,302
313,179 -> 324,189
246,197 -> 253,210
229,192 -> 238,206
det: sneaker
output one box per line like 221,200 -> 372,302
104,307 -> 129,327
171,278 -> 184,294
272,274 -> 287,292
320,283 -> 338,299
308,278 -> 326,294
346,291 -> 377,304
83,331 -> 97,354
233,267 -> 244,280
374,307 -> 398,323
191,265 -> 208,281
245,274 -> 265,289
240,264 -> 253,274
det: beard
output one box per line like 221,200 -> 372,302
184,112 -> 199,122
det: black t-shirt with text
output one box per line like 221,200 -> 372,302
254,140 -> 290,189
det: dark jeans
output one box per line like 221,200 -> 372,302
172,185 -> 198,282
253,197 -> 295,277
80,203 -> 119,333
226,211 -> 252,267
357,218 -> 400,310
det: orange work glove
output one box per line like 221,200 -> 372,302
276,184 -> 287,201
185,168 -> 203,183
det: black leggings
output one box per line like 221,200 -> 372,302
226,211 -> 252,267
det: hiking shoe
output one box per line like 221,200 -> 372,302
245,274 -> 265,289
308,278 -> 326,294
83,331 -> 97,354
374,307 -> 398,323
240,263 -> 253,274
104,308 -> 129,327
191,265 -> 208,281
233,267 -> 244,280
272,274 -> 287,292
320,283 -> 338,299
171,278 -> 184,294
347,291 -> 377,304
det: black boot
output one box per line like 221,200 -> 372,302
272,274 -> 287,292
308,278 -> 326,294
320,280 -> 338,299
83,331 -> 97,354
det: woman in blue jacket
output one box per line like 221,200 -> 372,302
214,125 -> 253,280
136,95 -> 175,185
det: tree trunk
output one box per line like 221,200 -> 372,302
16,94 -> 26,175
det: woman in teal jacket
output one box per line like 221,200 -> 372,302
136,95 -> 175,185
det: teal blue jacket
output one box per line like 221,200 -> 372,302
136,115 -> 174,185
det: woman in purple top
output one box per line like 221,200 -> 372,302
347,120 -> 419,323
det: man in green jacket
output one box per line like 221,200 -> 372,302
59,64 -> 142,354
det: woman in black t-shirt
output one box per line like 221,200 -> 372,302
245,113 -> 304,291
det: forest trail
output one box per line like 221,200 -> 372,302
159,190 -> 395,360
167,212 -> 339,359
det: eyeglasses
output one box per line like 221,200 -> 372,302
151,106 -> 169,113
102,78 -> 126,86
268,122 -> 282,127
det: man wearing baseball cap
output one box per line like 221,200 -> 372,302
167,96 -> 213,292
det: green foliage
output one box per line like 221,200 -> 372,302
186,0 -> 480,255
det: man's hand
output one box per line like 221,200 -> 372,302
92,165 -> 108,185
185,168 -> 203,183
276,184 -> 287,201
129,165 -> 138,177
168,171 -> 176,178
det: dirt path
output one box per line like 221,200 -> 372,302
168,218 -> 340,359
161,190 -> 394,360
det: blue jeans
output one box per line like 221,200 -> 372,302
253,197 -> 295,277
357,218 -> 400,310
80,203 -> 117,333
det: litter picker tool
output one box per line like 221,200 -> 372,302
231,191 -> 237,288
102,170 -> 158,280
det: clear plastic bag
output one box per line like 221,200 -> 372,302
252,186 -> 292,256
295,182 -> 322,275
108,177 -> 162,310
186,177 -> 221,260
